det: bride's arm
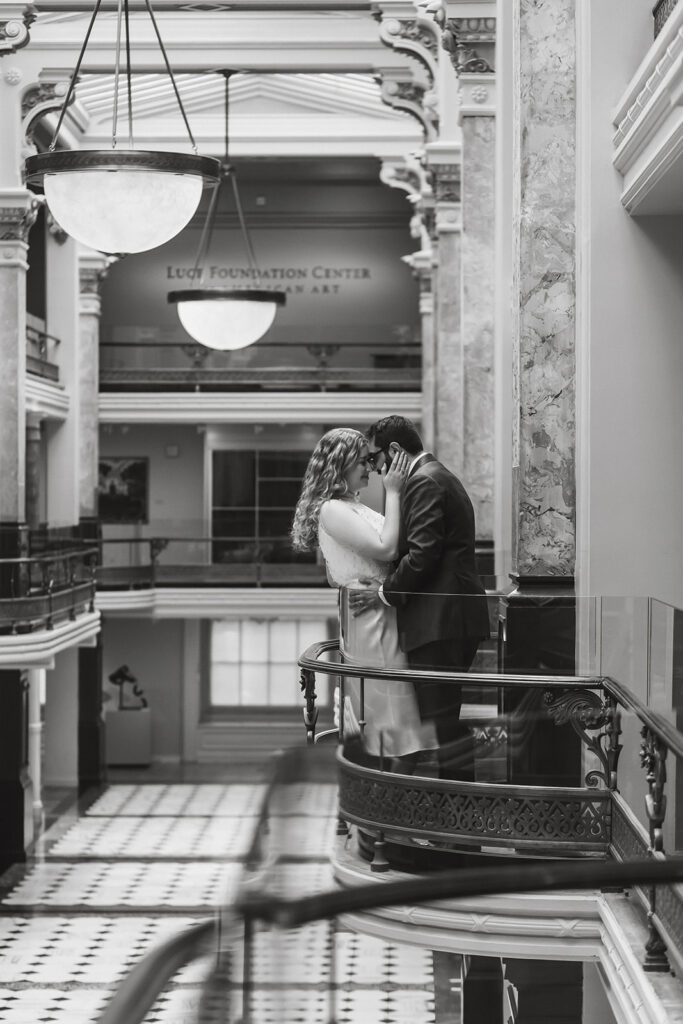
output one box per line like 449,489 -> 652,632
319,452 -> 408,561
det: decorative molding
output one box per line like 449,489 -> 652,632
374,4 -> 440,82
612,6 -> 683,214
0,197 -> 41,243
98,390 -> 422,425
0,611 -> 100,669
21,74 -> 71,144
544,689 -> 622,789
25,375 -> 69,421
442,18 -> 495,75
338,760 -> 611,854
3,65 -> 22,85
0,5 -> 35,56
376,68 -> 438,141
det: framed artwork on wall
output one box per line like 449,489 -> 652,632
98,457 -> 149,524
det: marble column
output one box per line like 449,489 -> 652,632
403,249 -> 436,451
78,249 -> 111,533
510,0 -> 576,579
25,413 -> 42,528
459,75 -> 496,544
0,191 -> 37,592
426,148 -> 464,476
27,668 -> 44,832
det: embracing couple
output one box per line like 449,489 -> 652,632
291,415 -> 489,779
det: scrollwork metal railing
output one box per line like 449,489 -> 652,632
0,546 -> 98,632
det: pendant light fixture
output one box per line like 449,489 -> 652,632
168,72 -> 285,351
24,0 -> 221,255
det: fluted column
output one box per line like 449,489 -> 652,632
510,0 -> 576,579
78,249 -> 111,528
426,149 -> 463,474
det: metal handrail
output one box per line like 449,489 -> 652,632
298,638 -> 604,690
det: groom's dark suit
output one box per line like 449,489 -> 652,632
380,454 -> 489,750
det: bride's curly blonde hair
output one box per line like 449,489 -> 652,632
291,428 -> 367,552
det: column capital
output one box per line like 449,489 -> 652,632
79,248 -> 116,316
442,16 -> 495,75
376,67 -> 439,141
458,71 -> 496,119
0,188 -> 40,267
0,2 -> 35,56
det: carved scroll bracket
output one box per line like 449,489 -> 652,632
21,72 -> 74,145
373,3 -> 440,83
376,68 -> 439,141
640,726 -> 668,853
0,5 -> 35,56
544,689 -> 622,790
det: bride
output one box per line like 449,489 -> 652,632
291,427 -> 437,759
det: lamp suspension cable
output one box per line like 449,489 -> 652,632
48,0 -> 102,150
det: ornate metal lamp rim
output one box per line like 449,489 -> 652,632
24,150 -> 222,189
168,289 -> 287,305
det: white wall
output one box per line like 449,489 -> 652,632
576,0 -> 683,606
44,647 -> 79,785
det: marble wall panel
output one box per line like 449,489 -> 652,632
511,0 -> 577,576
0,233 -> 27,522
462,115 -> 495,541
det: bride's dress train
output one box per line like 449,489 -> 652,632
318,500 -> 437,757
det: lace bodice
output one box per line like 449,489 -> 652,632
318,500 -> 391,586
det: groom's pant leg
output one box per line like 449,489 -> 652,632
407,638 -> 478,780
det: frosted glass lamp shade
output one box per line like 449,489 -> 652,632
24,151 -> 221,255
169,289 -> 286,350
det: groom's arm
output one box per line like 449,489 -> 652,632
380,476 -> 445,608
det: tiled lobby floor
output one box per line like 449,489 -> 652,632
0,770 -> 460,1023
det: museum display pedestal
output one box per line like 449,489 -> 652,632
105,708 -> 152,766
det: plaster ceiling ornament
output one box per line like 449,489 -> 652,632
168,72 -> 285,352
4,66 -> 23,86
0,6 -> 35,55
471,85 -> 489,104
23,0 -> 220,255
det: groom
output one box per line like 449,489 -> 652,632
364,415 -> 489,777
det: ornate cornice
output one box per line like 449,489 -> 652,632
0,5 -> 35,56
442,18 -> 495,75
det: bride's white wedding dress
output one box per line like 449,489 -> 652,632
318,499 -> 437,757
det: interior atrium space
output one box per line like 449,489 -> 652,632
0,0 -> 681,1021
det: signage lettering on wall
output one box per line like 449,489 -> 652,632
166,264 -> 372,295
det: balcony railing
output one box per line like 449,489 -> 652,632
26,323 -> 60,383
98,535 -> 327,588
0,547 -> 98,632
95,745 -> 683,1024
99,341 -> 421,392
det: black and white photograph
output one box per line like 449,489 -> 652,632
0,1 -> 681,1022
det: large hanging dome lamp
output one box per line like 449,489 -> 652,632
169,288 -> 286,351
25,150 -> 219,255
23,0 -> 221,255
168,72 -> 285,351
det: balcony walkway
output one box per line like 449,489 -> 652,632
0,762 -> 458,1024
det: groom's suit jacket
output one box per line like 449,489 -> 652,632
381,454 -> 489,655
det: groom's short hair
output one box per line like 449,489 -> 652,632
366,416 -> 423,455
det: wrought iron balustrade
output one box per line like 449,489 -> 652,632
0,546 -> 98,632
26,324 -> 61,382
298,629 -> 683,973
95,745 -> 683,1024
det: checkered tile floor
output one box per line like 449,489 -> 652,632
0,781 -> 456,1023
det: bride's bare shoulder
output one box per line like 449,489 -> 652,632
319,499 -> 357,530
